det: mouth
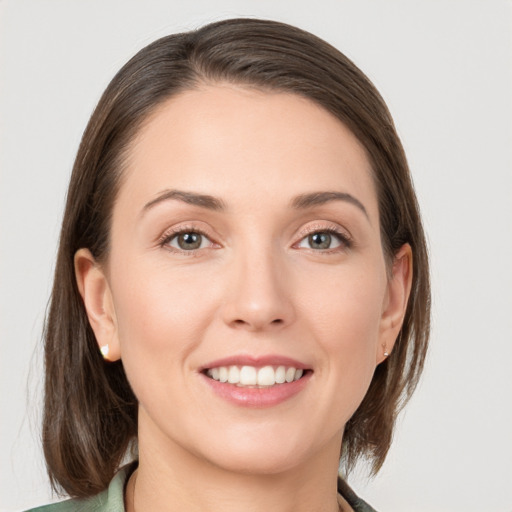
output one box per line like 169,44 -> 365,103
203,365 -> 310,388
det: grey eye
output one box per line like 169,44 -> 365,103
170,232 -> 205,250
297,231 -> 342,250
308,232 -> 332,249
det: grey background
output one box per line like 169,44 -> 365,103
1,0 -> 511,510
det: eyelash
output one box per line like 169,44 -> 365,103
158,225 -> 216,255
158,224 -> 352,254
295,226 -> 353,252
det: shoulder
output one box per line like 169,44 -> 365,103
25,465 -> 133,512
338,477 -> 379,512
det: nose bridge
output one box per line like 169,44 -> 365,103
223,237 -> 294,331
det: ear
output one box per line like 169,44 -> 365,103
377,244 -> 413,364
74,248 -> 121,362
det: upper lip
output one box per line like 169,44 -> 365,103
200,354 -> 310,371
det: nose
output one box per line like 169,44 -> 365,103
221,246 -> 295,332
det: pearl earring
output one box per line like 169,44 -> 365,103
100,344 -> 109,359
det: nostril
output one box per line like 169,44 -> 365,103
230,318 -> 284,329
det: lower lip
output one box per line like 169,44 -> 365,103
200,372 -> 311,408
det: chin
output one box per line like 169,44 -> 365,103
208,448 -> 306,476
194,430 -> 322,476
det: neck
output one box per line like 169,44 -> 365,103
129,416 -> 344,512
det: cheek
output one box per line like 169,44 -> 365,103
109,259 -> 218,384
108,259 -> 229,434
298,262 -> 386,404
300,262 -> 386,343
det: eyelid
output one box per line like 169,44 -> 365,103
157,223 -> 220,252
293,221 -> 353,250
295,221 -> 352,240
156,220 -> 352,254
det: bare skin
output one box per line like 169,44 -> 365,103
76,85 -> 412,512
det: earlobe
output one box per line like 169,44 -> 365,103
74,248 -> 121,362
377,244 -> 413,364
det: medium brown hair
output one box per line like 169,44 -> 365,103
43,17 -> 430,497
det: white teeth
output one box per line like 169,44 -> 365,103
257,366 -> 275,386
219,367 -> 228,382
228,366 -> 240,384
285,367 -> 296,383
206,365 -> 306,387
275,366 -> 286,384
239,366 -> 257,386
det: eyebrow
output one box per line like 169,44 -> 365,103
291,191 -> 369,219
142,189 -> 226,214
141,188 -> 368,220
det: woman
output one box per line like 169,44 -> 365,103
31,18 -> 430,512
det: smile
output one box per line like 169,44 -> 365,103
200,355 -> 312,407
205,365 -> 305,387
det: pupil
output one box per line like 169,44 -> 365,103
178,232 -> 201,250
309,232 -> 331,249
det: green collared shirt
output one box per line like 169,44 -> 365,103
27,465 -> 377,512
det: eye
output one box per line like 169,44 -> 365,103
297,230 -> 348,250
166,231 -> 211,251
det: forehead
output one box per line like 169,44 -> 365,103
120,84 -> 377,216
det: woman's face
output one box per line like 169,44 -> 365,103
78,84 -> 410,475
